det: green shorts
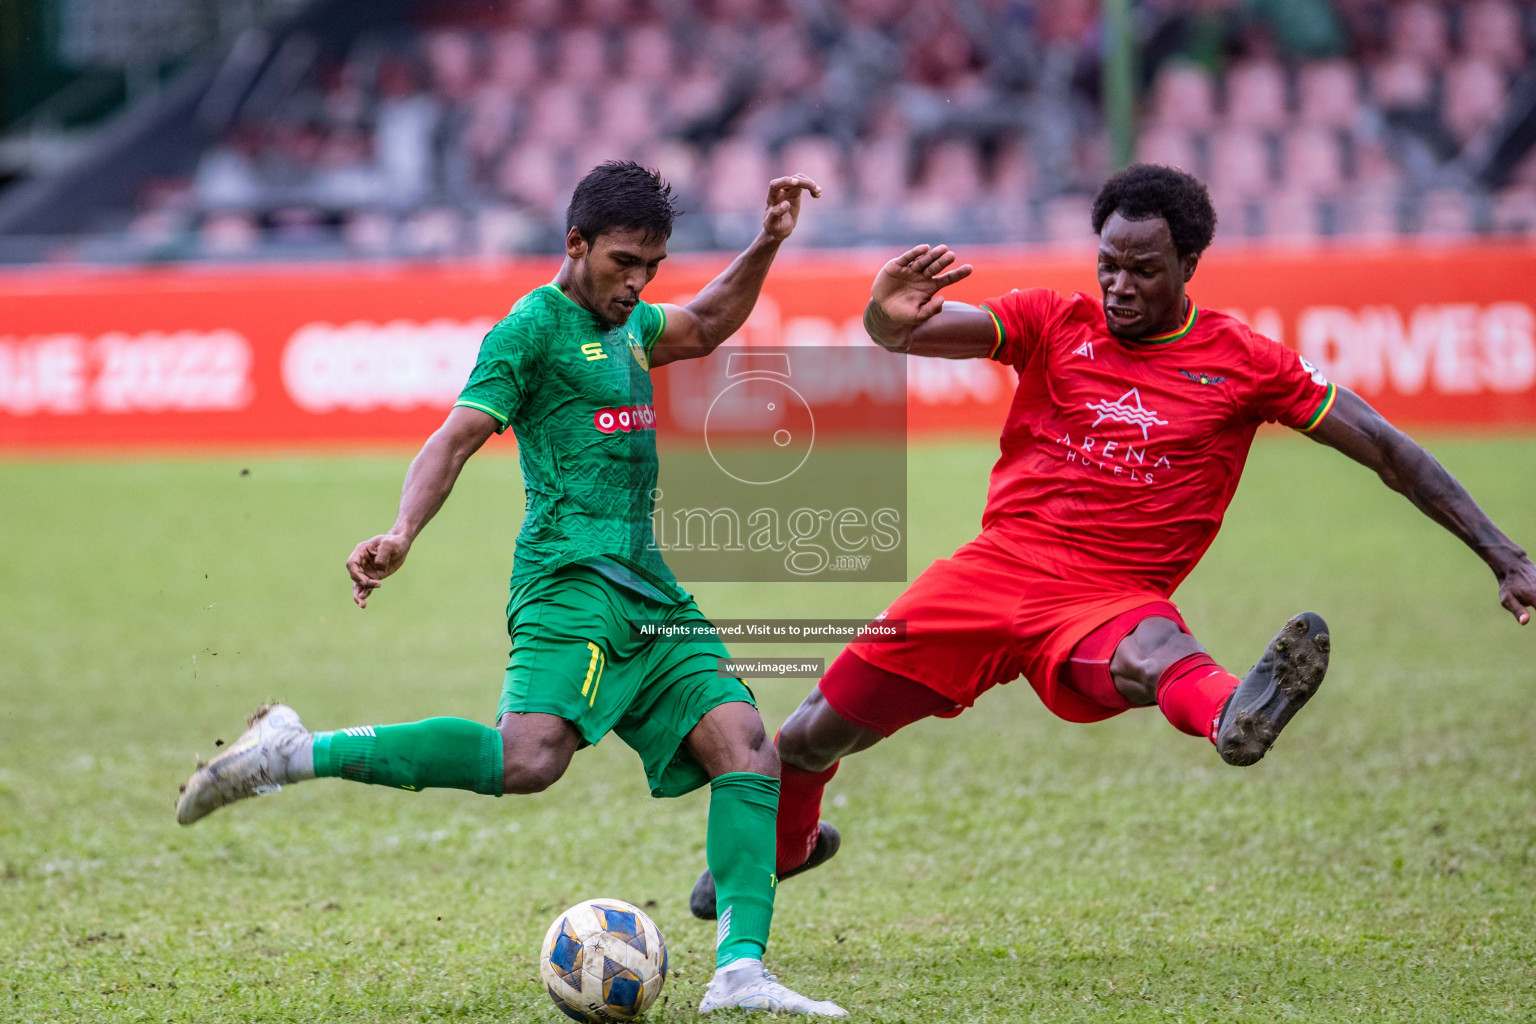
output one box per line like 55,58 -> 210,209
498,565 -> 754,799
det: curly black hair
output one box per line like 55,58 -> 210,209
567,160 -> 680,243
1091,164 -> 1217,258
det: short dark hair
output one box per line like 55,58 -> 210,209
566,160 -> 679,243
1091,164 -> 1217,258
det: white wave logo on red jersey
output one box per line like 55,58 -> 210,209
594,403 -> 657,434
1084,387 -> 1169,440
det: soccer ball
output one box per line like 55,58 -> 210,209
540,898 -> 668,1022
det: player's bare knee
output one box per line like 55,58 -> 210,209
497,713 -> 576,794
1111,617 -> 1204,706
717,712 -> 779,778
503,752 -> 567,794
501,740 -> 572,793
742,729 -> 780,779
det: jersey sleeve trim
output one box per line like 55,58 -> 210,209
644,303 -> 668,355
453,398 -> 510,427
1298,382 -> 1337,432
979,303 -> 1006,360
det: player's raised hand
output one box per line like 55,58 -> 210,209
346,532 -> 412,609
1498,555 -> 1536,625
762,174 -> 822,241
871,244 -> 975,325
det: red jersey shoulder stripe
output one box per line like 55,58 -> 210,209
980,303 -> 1007,360
1299,382 -> 1338,432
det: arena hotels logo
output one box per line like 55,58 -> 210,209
1084,387 -> 1168,440
1055,386 -> 1173,483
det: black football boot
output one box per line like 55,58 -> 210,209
689,822 -> 842,920
1214,612 -> 1331,767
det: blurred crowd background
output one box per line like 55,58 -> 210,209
2,0 -> 1535,262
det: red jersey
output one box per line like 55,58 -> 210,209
976,288 -> 1337,595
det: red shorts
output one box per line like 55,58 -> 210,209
848,529 -> 1179,723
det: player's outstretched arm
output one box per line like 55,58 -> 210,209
864,244 -> 996,358
649,174 -> 821,368
1309,387 -> 1536,624
345,406 -> 499,609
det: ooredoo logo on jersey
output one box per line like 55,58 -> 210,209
594,404 -> 657,434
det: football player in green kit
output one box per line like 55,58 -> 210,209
175,162 -> 845,1016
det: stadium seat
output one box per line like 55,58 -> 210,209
1512,147 -> 1536,188
902,139 -> 985,232
1491,187 -> 1536,236
1353,139 -> 1405,187
1340,188 -> 1403,242
557,28 -> 609,81
1368,56 -> 1434,111
779,136 -> 847,205
472,206 -> 532,257
596,87 -> 660,148
1282,128 -> 1346,197
1462,0 -> 1526,71
341,209 -> 395,256
400,207 -> 465,257
1042,194 -> 1095,246
517,0 -> 563,30
1137,127 -> 1199,175
200,211 -> 260,257
1263,191 -> 1324,245
1297,60 -> 1361,130
498,146 -> 564,208
623,25 -> 678,81
573,140 -> 638,185
992,138 -> 1034,203
1149,63 -> 1218,132
580,0 -> 630,28
1209,129 -> 1272,199
464,86 -> 517,165
663,65 -> 728,131
705,137 -> 772,213
489,30 -> 542,94
426,31 -> 478,103
522,86 -> 589,146
1225,60 -> 1290,131
638,138 -> 702,197
912,139 -> 984,207
1443,58 -> 1509,145
1418,189 -> 1475,239
851,136 -> 911,211
1390,0 -> 1451,66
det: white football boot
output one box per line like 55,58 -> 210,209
176,703 -> 310,825
698,959 -> 848,1016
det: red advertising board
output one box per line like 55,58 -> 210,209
1,243 -> 1533,450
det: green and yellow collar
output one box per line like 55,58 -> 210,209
1125,300 -> 1198,347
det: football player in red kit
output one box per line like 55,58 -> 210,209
689,164 -> 1536,918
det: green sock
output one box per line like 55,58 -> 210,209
311,718 -> 503,796
707,771 -> 780,968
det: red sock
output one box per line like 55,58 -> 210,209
774,733 -> 839,876
1155,653 -> 1240,743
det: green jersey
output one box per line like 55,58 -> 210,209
455,283 -> 683,601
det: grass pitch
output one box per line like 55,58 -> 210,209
3,435 -> 1535,1023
